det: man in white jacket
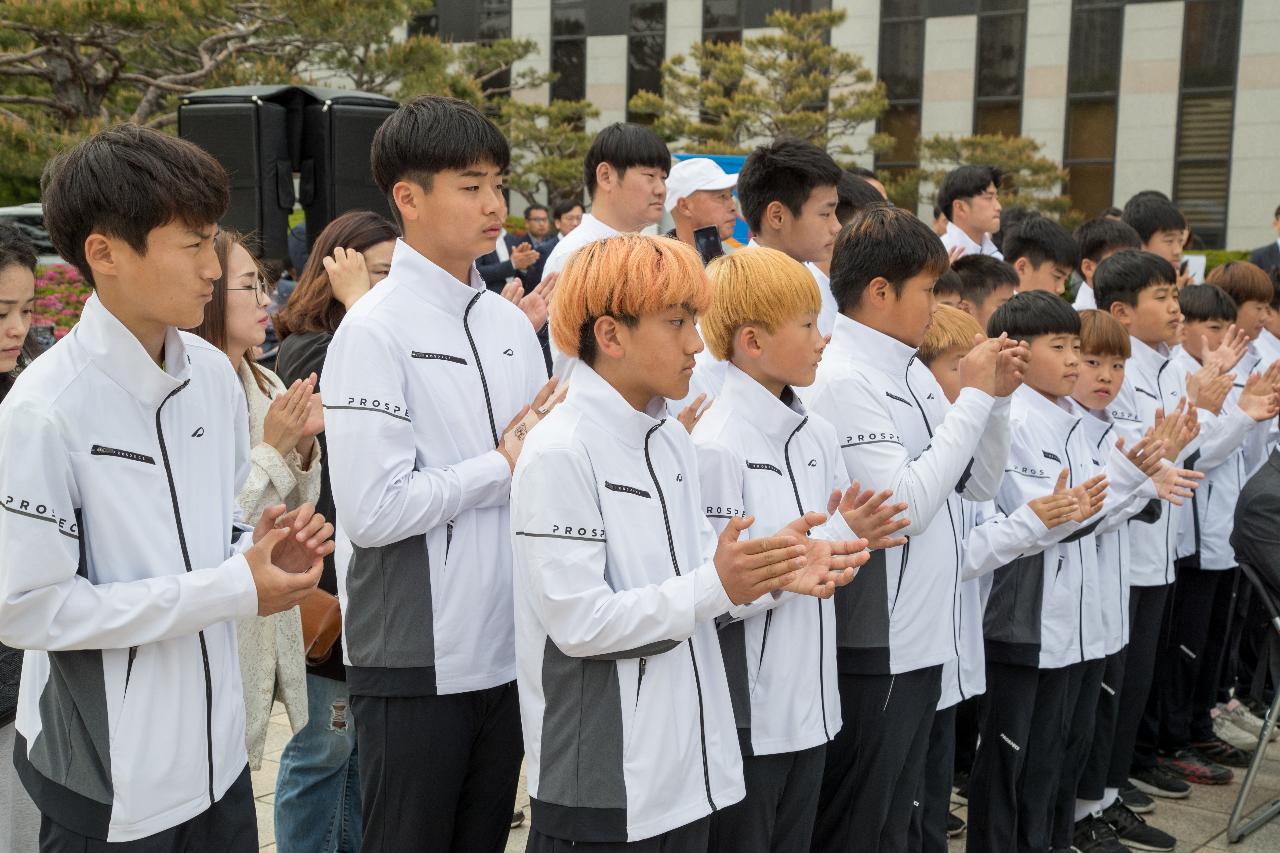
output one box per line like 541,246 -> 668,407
512,234 -> 866,851
801,206 -> 1027,853
0,125 -> 330,849
321,96 -> 561,853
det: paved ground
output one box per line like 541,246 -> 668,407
252,704 -> 1280,852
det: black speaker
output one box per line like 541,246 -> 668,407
298,90 -> 398,249
178,85 -> 398,262
178,86 -> 300,260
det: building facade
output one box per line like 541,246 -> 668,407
419,0 -> 1280,251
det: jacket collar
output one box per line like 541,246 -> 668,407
389,238 -> 487,317
568,362 -> 668,449
1128,335 -> 1172,379
74,293 -> 190,407
718,363 -> 807,443
1014,383 -> 1080,433
829,314 -> 916,379
944,221 -> 999,257
1067,396 -> 1114,448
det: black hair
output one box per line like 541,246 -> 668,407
951,254 -> 1020,307
1001,214 -> 1079,269
1274,203 -> 1280,220
1121,193 -> 1186,242
0,222 -> 37,274
1178,284 -> 1237,324
737,137 -> 843,233
40,124 -> 229,287
933,205 -> 943,220
934,269 -> 962,299
1093,249 -> 1177,311
995,205 -> 1033,252
1074,217 -> 1142,265
986,290 -> 1081,340
937,165 -> 1002,220
1102,206 -> 1123,219
553,199 -> 583,219
836,172 -> 887,225
829,205 -> 949,313
370,95 -> 510,201
523,204 -> 549,219
582,123 -> 670,199
845,166 -> 877,180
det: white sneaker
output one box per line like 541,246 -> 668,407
1213,713 -> 1257,749
1218,700 -> 1278,742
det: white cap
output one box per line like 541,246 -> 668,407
664,158 -> 739,211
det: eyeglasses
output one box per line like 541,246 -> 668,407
229,277 -> 271,306
975,190 -> 1000,202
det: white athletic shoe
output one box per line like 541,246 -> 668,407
1212,713 -> 1257,749
1216,700 -> 1277,742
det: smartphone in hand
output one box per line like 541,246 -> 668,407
693,225 -> 725,265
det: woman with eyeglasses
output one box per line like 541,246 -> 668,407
190,229 -> 322,784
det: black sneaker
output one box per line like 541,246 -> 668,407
1073,814 -> 1130,852
510,809 -> 525,829
1156,748 -> 1232,785
1102,801 -> 1174,851
952,770 -> 970,805
1128,765 -> 1191,798
1191,736 -> 1253,768
1119,783 -> 1155,814
947,812 -> 965,837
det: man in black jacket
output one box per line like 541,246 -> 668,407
1247,205 -> 1280,277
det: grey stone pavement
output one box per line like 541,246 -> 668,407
252,703 -> 1280,852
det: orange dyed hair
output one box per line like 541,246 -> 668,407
918,304 -> 982,365
1077,308 -> 1131,358
550,234 -> 711,361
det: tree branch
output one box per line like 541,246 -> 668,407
0,94 -> 75,117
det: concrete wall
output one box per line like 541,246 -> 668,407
585,34 -> 629,130
919,15 -> 977,217
830,0 -> 881,168
665,0 -> 703,61
1226,0 -> 1280,250
511,0 -> 552,106
1021,0 -> 1071,161
1112,1 -> 1184,206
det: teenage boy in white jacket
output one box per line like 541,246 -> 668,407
0,126 -> 331,849
690,247 -> 908,853
913,305 -> 1084,853
511,234 -> 868,851
801,206 -> 1028,853
322,96 -> 559,852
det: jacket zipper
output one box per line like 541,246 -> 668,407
155,380 -> 215,807
463,292 -> 499,446
124,646 -> 138,694
781,418 -> 829,738
636,657 -> 647,706
1155,360 -> 1174,584
643,423 -> 716,813
445,521 -> 454,562
1064,422 -> 1085,663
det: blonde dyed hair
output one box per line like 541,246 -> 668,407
700,247 -> 822,361
550,234 -> 711,359
1078,308 -> 1131,358
919,304 -> 982,366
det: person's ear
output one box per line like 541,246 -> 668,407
736,324 -> 765,360
675,196 -> 693,219
1013,257 -> 1031,277
867,276 -> 893,308
596,162 -> 616,193
392,180 -> 424,224
763,200 -> 787,233
957,298 -> 975,318
1081,258 -> 1097,283
83,232 -> 121,282
953,199 -> 969,221
593,315 -> 626,361
1109,301 -> 1132,325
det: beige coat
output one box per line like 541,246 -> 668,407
235,359 -> 321,769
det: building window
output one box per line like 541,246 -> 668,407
703,0 -> 742,44
1173,0 -> 1241,250
974,0 -> 1026,137
478,0 -> 513,96
627,1 -> 667,123
876,1 -> 926,208
1063,0 -> 1123,218
551,0 -> 587,101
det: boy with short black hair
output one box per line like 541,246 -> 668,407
693,246 -> 908,853
933,268 -> 963,309
802,205 -> 1025,853
1072,217 -> 1143,310
1121,193 -> 1188,285
512,235 -> 865,851
836,171 -> 886,225
323,95 -> 558,852
736,137 -> 844,336
0,124 -> 332,849
950,254 -> 1019,330
938,165 -> 1004,260
1001,214 -> 1079,295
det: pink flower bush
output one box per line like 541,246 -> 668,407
32,265 -> 92,339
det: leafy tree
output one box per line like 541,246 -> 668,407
888,133 -> 1077,224
629,9 -> 890,162
499,98 -> 597,208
